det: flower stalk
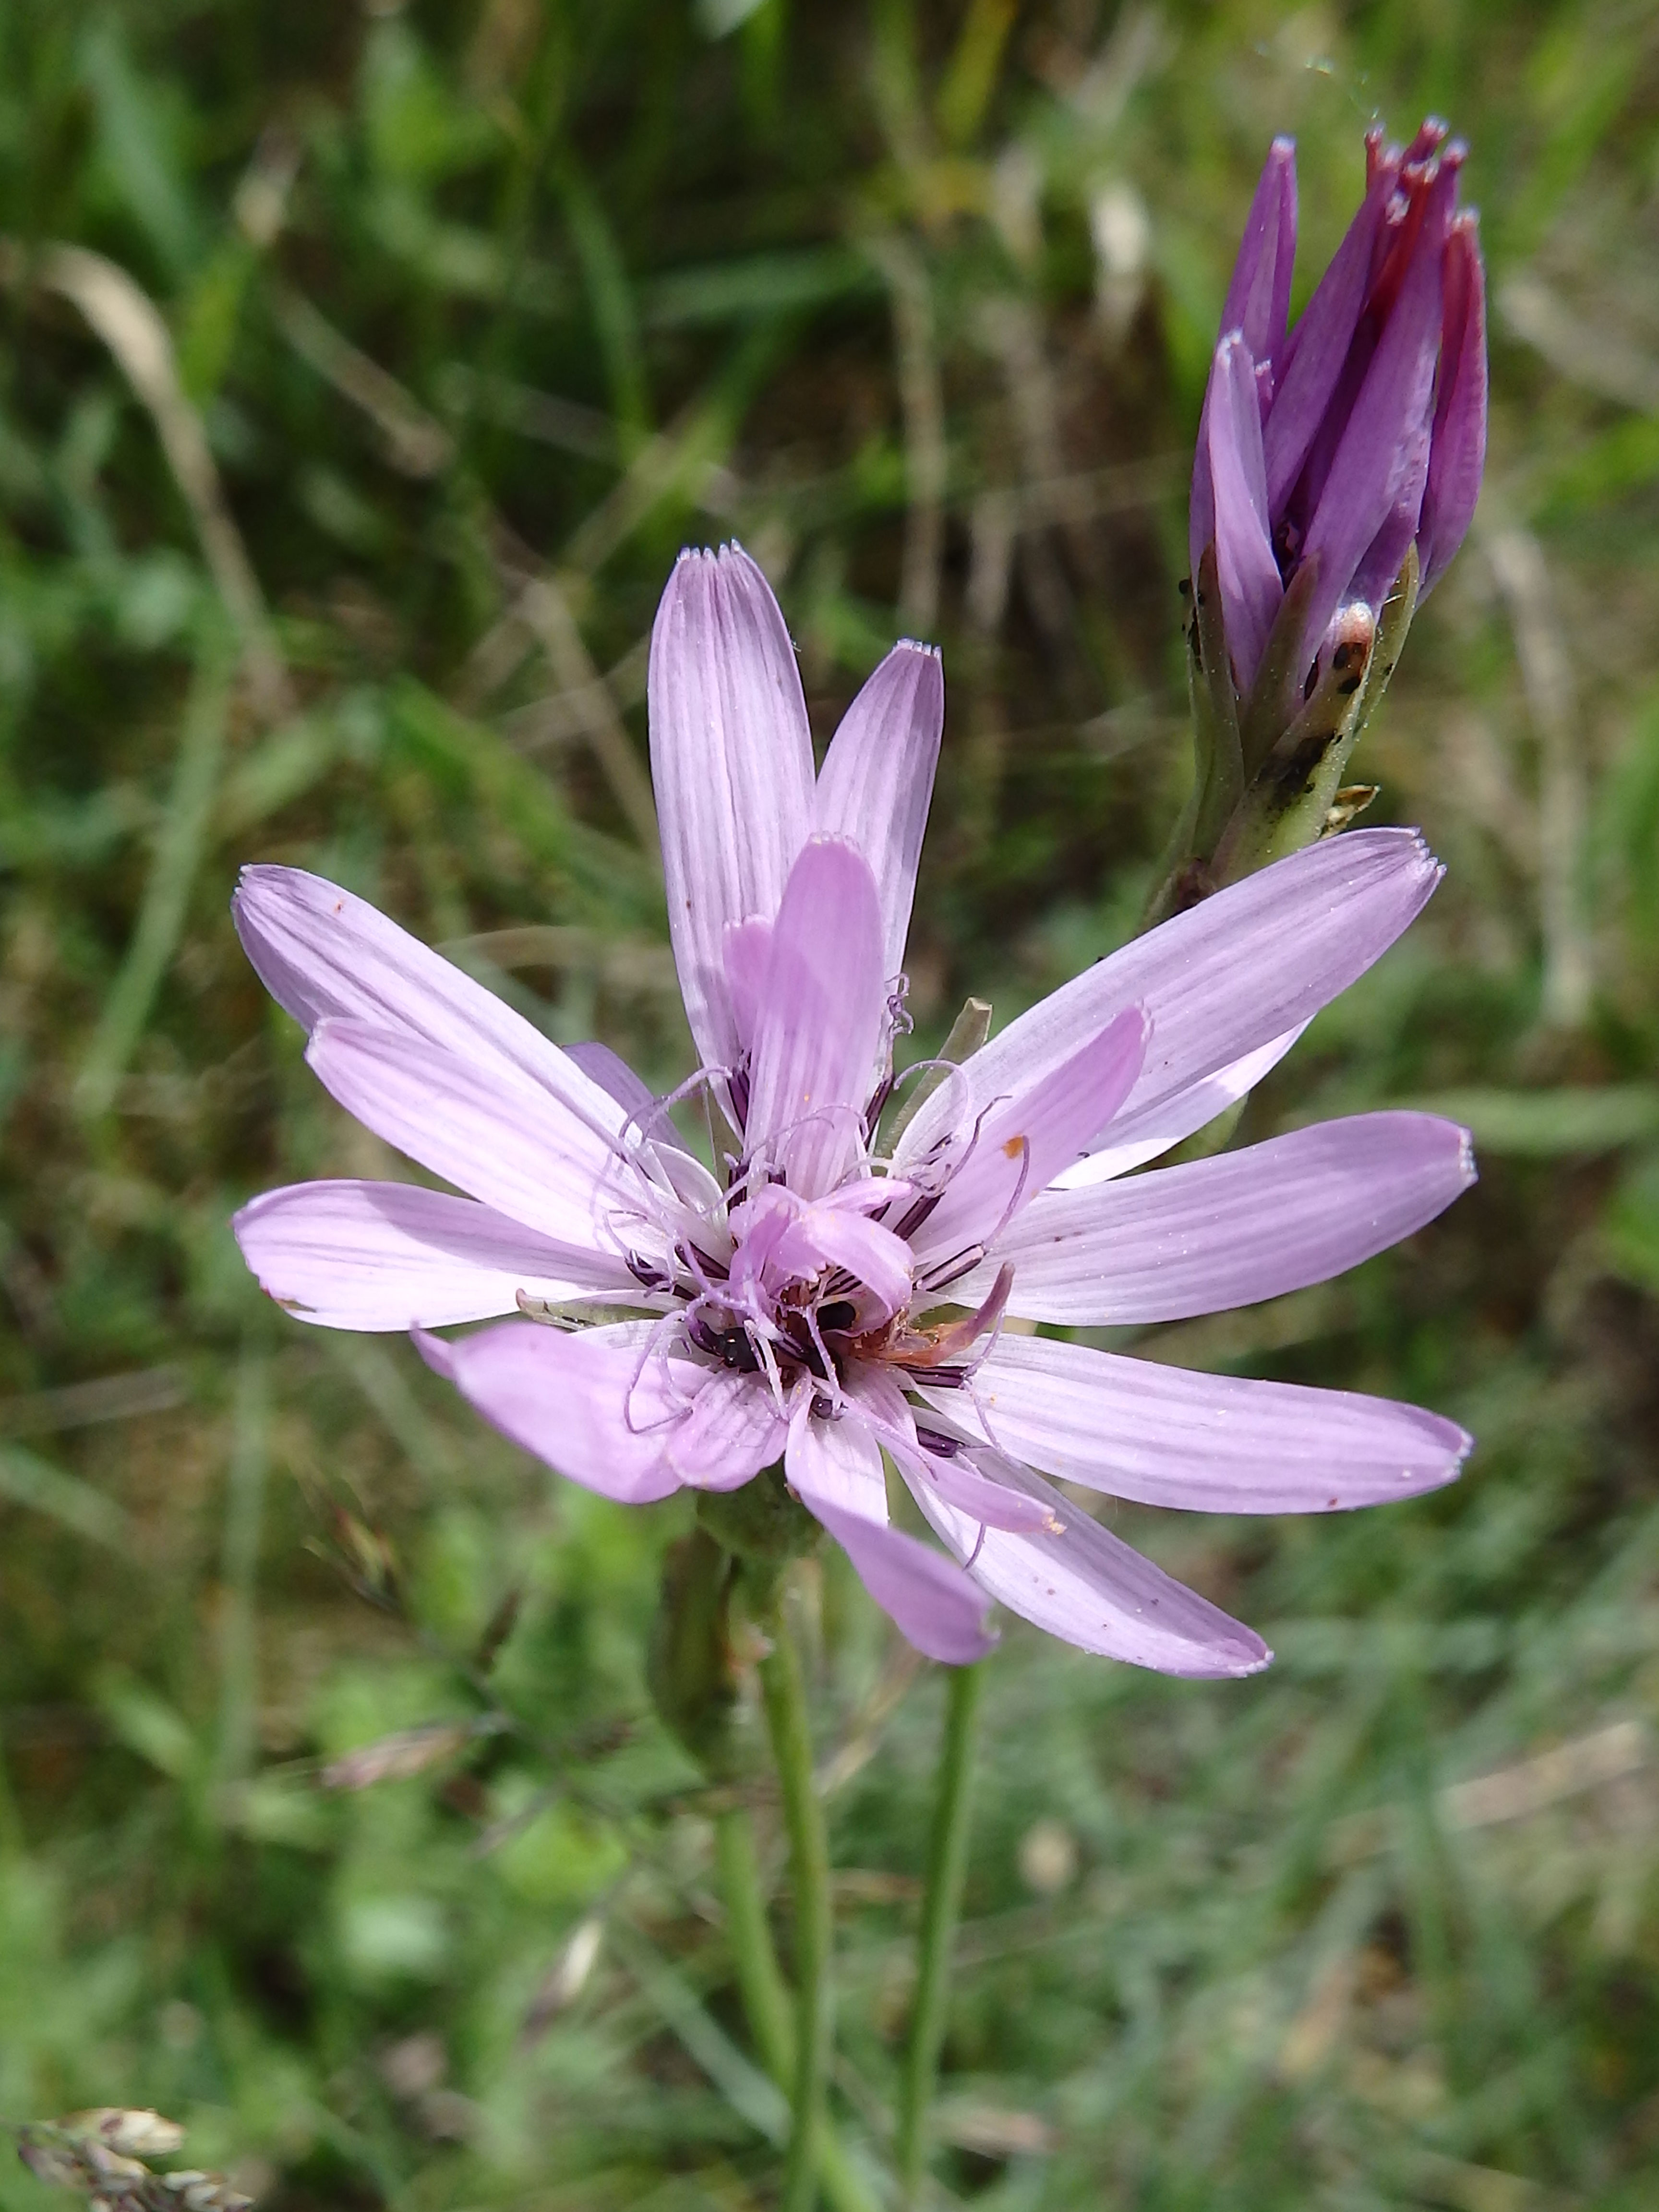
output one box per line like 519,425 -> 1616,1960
714,1802 -> 879,2212
715,1804 -> 796,2092
757,1584 -> 835,2212
897,1658 -> 986,2207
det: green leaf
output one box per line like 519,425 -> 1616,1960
0,1443 -> 129,1548
94,1670 -> 197,1779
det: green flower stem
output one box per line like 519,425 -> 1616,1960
716,1804 -> 794,2082
714,1806 -> 877,2212
897,1658 -> 986,2207
758,1590 -> 834,2212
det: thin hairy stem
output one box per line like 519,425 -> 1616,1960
897,1659 -> 986,2205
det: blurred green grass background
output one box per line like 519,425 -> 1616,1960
3,0 -> 1659,2205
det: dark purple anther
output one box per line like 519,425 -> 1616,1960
1191,120 -> 1488,698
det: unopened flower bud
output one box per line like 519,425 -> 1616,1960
1154,119 -> 1487,917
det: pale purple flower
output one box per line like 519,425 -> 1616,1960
233,545 -> 1474,1677
1192,121 -> 1488,696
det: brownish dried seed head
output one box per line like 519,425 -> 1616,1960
69,2115 -> 186,2161
20,2140 -> 86,2190
84,2145 -> 149,2181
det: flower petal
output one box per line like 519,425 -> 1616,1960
1417,212 -> 1487,597
1263,155 -> 1395,512
902,1440 -> 1061,1534
896,830 -> 1441,1178
234,1179 -> 629,1331
1048,1024 -> 1306,1188
648,544 -> 815,1070
1208,334 -> 1284,692
925,1333 -> 1470,1514
565,1041 -> 656,1121
908,1007 -> 1147,1266
722,917 -> 774,1058
773,1205 -> 913,1323
306,1019 -> 636,1253
1295,153 -> 1458,662
1222,135 -> 1298,371
665,1368 -> 790,1491
966,1111 -> 1475,1323
785,1397 -> 889,1524
809,1496 -> 997,1664
910,1457 -> 1269,1676
1190,136 -> 1297,573
812,641 -> 944,990
418,1322 -> 692,1504
233,866 -> 626,1141
745,836 -> 887,1199
1347,416 -> 1431,615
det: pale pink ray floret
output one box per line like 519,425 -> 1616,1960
232,543 -> 1476,1676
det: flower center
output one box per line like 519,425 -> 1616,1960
600,1035 -> 1013,1410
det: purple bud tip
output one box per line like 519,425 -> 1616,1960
1402,117 -> 1451,165
1190,110 -> 1488,688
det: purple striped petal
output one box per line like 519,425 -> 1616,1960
306,1019 -> 634,1253
1348,415 -> 1431,613
722,916 -> 774,1058
1223,137 -> 1297,366
1191,137 -> 1298,574
809,1496 -> 996,1664
234,1179 -> 629,1331
773,1205 -> 913,1322
1268,143 -> 1298,369
902,1441 -> 1062,1534
564,1042 -> 655,1122
1294,155 -> 1457,661
1208,334 -> 1284,692
785,1396 -> 889,1523
1050,1023 -> 1307,1188
1417,212 -> 1487,597
745,837 -> 887,1199
812,641 -> 944,992
233,866 -> 628,1142
909,1006 -> 1146,1265
648,544 -> 816,1070
911,1457 -> 1269,1676
896,830 -> 1441,1179
828,1367 -> 1052,1533
1263,158 -> 1396,513
963,1111 -> 1475,1323
417,1322 -> 692,1504
925,1333 -> 1470,1514
665,1368 -> 790,1491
